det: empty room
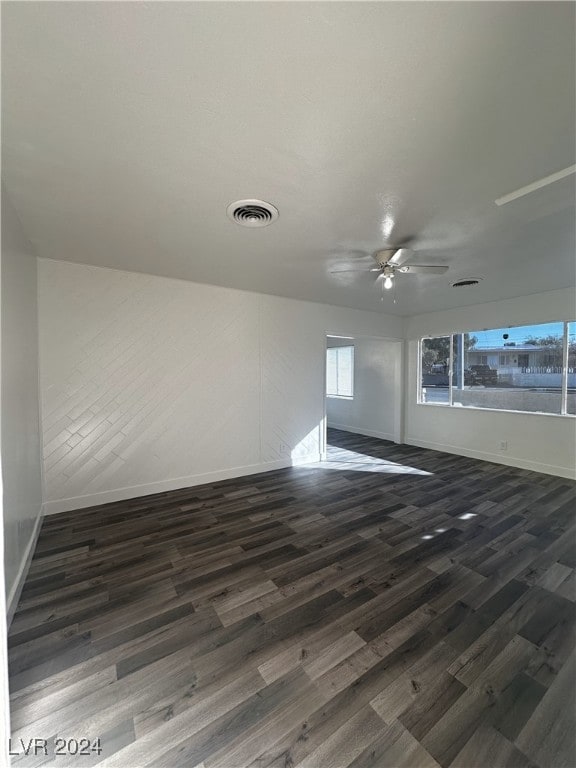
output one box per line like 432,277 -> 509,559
1,2 -> 575,767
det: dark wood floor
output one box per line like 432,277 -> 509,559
8,429 -> 576,767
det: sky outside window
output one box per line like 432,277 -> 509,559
471,322 -> 565,348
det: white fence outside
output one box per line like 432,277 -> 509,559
496,370 -> 576,388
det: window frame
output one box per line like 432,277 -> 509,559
417,320 -> 575,418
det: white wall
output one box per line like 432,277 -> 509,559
39,259 -> 403,514
1,190 -> 43,619
33,261 -> 576,522
405,288 -> 576,479
326,336 -> 402,442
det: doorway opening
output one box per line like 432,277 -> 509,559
323,334 -> 404,460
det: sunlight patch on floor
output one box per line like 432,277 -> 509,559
314,446 -> 433,476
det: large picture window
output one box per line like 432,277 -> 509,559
419,321 -> 575,416
327,345 -> 354,398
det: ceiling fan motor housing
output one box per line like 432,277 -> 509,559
375,248 -> 402,267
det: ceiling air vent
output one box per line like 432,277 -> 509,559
451,278 -> 483,288
226,199 -> 279,227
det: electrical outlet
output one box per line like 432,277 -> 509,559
500,440 -> 508,451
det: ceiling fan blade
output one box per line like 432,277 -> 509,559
387,248 -> 414,266
329,268 -> 371,274
398,264 -> 449,274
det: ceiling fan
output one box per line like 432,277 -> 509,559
331,247 -> 449,291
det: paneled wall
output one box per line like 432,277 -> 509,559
39,259 -> 403,513
1,190 -> 43,617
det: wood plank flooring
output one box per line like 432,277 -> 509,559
8,429 -> 576,767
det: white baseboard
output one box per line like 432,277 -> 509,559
328,423 -> 396,443
6,504 -> 44,627
43,454 -> 322,516
405,437 -> 576,480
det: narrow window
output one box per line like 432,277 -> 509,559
326,345 -> 354,398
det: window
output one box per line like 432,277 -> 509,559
327,345 -> 354,397
568,322 -> 576,415
420,337 -> 450,404
419,320 -> 575,416
518,353 -> 529,368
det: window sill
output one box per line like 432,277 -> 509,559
416,402 -> 576,418
327,395 -> 354,400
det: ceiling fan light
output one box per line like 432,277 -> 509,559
383,275 -> 393,290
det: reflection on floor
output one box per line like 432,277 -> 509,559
8,428 -> 576,768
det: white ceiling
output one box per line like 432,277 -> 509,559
2,2 -> 575,316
